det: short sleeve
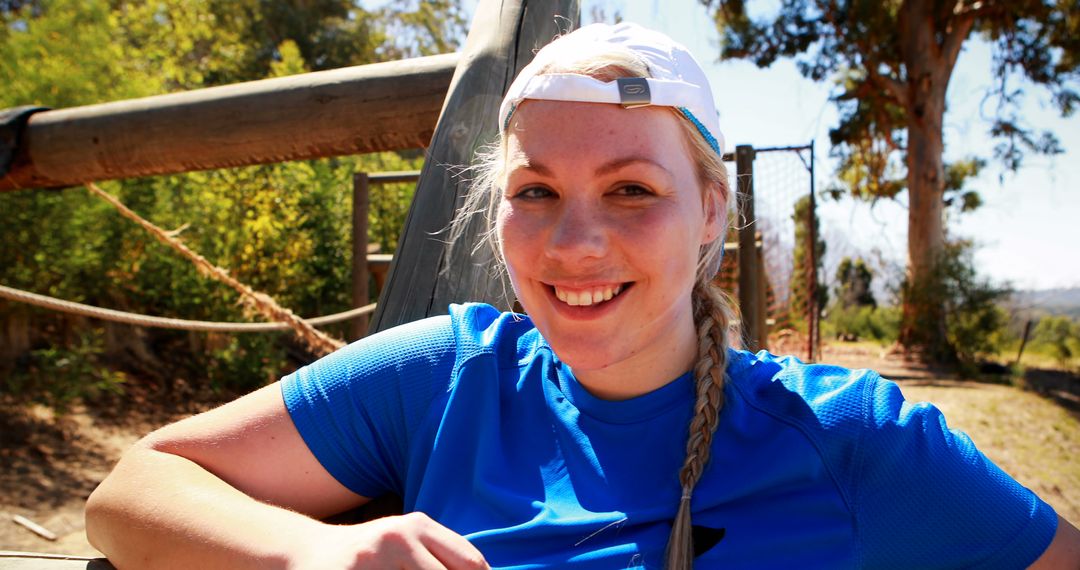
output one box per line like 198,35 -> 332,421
856,378 -> 1058,568
280,315 -> 457,499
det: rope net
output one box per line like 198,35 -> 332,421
752,147 -> 818,357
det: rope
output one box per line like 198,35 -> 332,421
86,182 -> 344,355
0,283 -> 376,332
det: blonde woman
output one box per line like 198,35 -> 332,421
86,23 -> 1079,569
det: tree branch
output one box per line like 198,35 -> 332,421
942,2 -> 980,72
867,64 -> 910,109
818,0 -> 910,108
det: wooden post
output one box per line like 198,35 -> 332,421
807,143 -> 818,361
756,236 -> 768,351
367,254 -> 393,296
370,0 -> 580,332
1013,319 -> 1034,367
351,173 -> 371,341
0,54 -> 456,191
736,144 -> 763,351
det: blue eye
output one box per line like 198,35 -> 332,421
515,186 -> 554,199
614,184 -> 651,196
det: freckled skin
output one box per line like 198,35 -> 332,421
497,100 -> 723,400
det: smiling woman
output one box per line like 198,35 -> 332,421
84,22 -> 1079,570
498,102 -> 716,394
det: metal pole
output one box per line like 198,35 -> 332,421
736,144 -> 761,351
351,172 -> 371,341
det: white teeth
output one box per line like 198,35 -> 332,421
553,284 -> 624,307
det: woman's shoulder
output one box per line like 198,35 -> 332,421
304,303 -> 539,372
446,302 -> 546,365
725,349 -> 886,434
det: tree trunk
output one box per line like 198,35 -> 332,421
900,104 -> 952,359
897,7 -> 953,361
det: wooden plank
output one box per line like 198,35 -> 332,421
370,0 -> 580,331
0,551 -> 113,570
0,54 -> 457,191
368,170 -> 421,183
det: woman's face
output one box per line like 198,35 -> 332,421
497,100 -> 724,394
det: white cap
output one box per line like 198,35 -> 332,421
499,22 -> 725,156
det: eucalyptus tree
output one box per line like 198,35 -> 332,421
704,0 -> 1078,359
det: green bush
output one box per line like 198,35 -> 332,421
5,328 -> 126,411
937,242 -> 1012,364
824,304 -> 901,343
1028,315 -> 1080,367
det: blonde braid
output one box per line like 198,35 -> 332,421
665,280 -> 733,569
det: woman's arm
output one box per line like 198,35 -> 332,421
85,383 -> 487,569
1030,516 -> 1080,569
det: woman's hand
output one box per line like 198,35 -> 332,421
293,512 -> 489,570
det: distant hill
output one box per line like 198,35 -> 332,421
1009,287 -> 1080,320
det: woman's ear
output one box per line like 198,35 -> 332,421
701,183 -> 727,245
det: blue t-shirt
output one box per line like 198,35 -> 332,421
281,303 -> 1057,569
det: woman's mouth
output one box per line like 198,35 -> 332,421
552,284 -> 626,307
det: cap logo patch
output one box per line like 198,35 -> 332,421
617,78 -> 651,108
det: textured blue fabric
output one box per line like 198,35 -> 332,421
281,303 -> 1058,569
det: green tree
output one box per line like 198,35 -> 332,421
705,0 -> 1078,360
919,240 -> 1011,363
835,257 -> 876,309
788,194 -> 826,330
1031,315 -> 1080,366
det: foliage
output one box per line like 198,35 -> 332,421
1029,315 -> 1080,366
4,328 -> 126,411
834,257 -> 876,309
787,194 -> 826,330
902,240 -> 1013,363
704,0 -> 1079,358
824,304 -> 901,344
826,256 -> 893,342
706,0 -> 1077,182
0,0 -> 463,405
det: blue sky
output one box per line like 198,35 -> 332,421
535,0 -> 1080,293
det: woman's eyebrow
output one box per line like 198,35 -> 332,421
506,155 -> 551,177
506,156 -> 672,180
595,157 -> 673,179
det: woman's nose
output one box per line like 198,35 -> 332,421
545,200 -> 609,262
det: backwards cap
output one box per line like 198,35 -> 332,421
499,22 -> 725,155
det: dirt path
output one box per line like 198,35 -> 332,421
2,343 -> 1077,555
1,387 -> 230,556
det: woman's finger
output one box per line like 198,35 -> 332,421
413,514 -> 489,570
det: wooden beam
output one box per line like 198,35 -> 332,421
0,54 -> 457,191
370,0 -> 580,331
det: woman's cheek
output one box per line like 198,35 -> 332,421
497,206 -> 538,275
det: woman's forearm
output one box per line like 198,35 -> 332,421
86,443 -> 325,570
